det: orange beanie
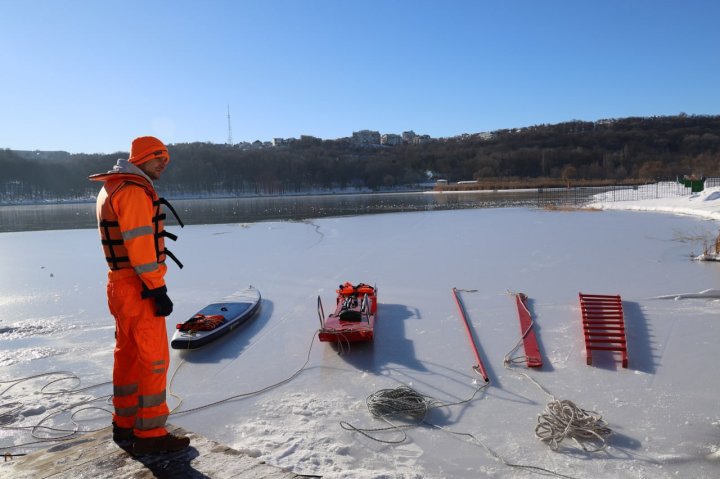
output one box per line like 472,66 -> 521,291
128,136 -> 169,165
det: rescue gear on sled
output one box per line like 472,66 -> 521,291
338,296 -> 362,321
318,281 -> 378,343
337,282 -> 375,296
336,282 -> 378,318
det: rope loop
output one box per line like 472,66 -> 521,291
366,386 -> 439,420
535,399 -> 612,452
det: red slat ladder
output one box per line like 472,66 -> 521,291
579,293 -> 628,368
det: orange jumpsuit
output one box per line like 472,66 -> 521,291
90,164 -> 182,439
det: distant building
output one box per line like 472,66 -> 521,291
402,130 -> 416,143
473,132 -> 494,141
351,130 -> 381,145
412,135 -> 432,145
272,138 -> 290,146
381,133 -> 402,146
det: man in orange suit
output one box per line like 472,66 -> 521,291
90,136 -> 188,455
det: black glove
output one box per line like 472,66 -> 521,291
141,285 -> 174,317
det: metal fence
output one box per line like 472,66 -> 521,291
704,177 -> 720,189
535,179 -> 718,208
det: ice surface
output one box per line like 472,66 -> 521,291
2,192 -> 720,478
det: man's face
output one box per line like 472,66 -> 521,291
138,156 -> 169,180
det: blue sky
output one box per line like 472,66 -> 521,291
1,0 -> 718,154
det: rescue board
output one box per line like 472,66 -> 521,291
318,282 -> 377,343
171,286 -> 261,350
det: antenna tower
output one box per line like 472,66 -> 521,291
227,105 -> 233,145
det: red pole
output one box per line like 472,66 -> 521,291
452,287 -> 489,382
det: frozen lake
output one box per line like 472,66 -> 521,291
1,206 -> 720,478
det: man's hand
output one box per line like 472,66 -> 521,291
141,285 -> 174,317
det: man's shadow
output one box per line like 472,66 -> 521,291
113,426 -> 212,478
128,445 -> 209,479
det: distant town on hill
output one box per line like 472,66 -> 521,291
2,114 -> 719,204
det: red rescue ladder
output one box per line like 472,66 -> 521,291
579,293 -> 628,368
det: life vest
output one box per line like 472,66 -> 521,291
337,282 -> 375,296
336,282 -> 377,317
96,174 -> 184,273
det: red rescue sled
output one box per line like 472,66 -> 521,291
318,282 -> 377,343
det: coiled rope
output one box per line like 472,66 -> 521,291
366,385 -> 440,419
535,399 -> 612,453
340,384 -> 486,444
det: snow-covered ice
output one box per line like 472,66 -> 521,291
2,188 -> 720,478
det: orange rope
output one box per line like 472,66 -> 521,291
177,314 -> 225,332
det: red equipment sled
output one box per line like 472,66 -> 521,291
318,282 -> 377,343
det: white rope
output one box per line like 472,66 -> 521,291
2,331 -> 321,455
0,372 -> 113,453
366,385 -> 440,419
535,399 -> 612,453
340,384 -> 487,444
340,385 -> 445,444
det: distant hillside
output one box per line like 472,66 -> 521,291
10,150 -> 72,161
2,114 -> 719,204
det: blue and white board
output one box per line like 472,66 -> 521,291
171,286 -> 261,350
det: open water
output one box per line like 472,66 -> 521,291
0,190 -> 565,233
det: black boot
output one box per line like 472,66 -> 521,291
132,432 -> 190,456
112,422 -> 134,443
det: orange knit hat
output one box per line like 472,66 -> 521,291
128,136 -> 169,165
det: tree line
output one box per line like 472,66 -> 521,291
2,114 -> 719,204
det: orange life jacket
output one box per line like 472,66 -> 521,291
94,173 -> 183,279
337,282 -> 375,296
